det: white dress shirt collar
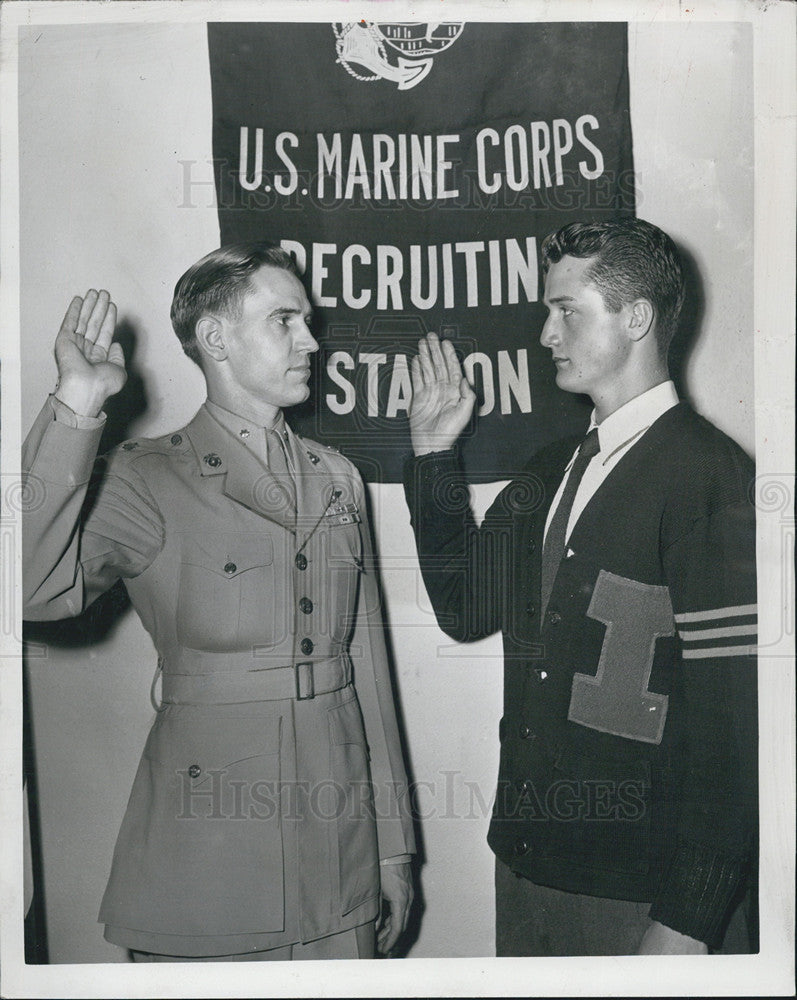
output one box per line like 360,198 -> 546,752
589,380 -> 679,465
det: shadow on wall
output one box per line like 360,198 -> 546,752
669,242 -> 704,406
22,320 -> 146,962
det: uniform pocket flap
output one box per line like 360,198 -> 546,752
328,695 -> 369,748
180,533 -> 274,578
144,707 -> 281,768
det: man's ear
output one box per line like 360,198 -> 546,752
627,298 -> 655,342
195,315 -> 227,363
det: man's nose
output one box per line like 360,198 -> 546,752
298,322 -> 319,354
540,313 -> 557,348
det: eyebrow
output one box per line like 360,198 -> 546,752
545,295 -> 577,305
269,306 -> 314,321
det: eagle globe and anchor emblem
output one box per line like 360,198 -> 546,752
333,21 -> 465,91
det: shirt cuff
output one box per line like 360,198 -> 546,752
380,855 -> 412,866
49,394 -> 106,429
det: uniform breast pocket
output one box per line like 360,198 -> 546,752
325,526 -> 364,642
176,533 -> 285,652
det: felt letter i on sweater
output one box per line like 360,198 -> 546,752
539,428 -> 601,622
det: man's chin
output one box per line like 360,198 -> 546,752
283,387 -> 311,408
555,370 -> 577,392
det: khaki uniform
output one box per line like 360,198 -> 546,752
23,400 -> 414,956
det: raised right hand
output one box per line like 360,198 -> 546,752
53,290 -> 126,417
408,332 -> 477,456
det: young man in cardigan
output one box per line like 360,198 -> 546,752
404,218 -> 757,955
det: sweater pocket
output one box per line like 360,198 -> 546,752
542,747 -> 652,878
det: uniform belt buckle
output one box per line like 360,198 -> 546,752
295,661 -> 315,700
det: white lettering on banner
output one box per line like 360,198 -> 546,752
237,118 -> 606,200
274,132 -> 299,194
239,126 -> 264,191
281,238 -> 538,310
326,352 -> 356,415
326,350 -> 533,418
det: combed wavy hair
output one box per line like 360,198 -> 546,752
541,218 -> 685,352
170,242 -> 298,366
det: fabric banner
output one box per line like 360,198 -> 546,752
208,21 -> 634,482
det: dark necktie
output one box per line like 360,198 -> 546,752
266,427 -> 296,516
539,428 -> 601,622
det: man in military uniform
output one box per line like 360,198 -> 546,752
404,219 -> 757,955
23,244 -> 415,960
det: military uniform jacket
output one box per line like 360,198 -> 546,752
405,403 -> 757,948
23,399 -> 414,956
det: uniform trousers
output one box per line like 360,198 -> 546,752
131,921 -> 374,962
495,860 -> 754,956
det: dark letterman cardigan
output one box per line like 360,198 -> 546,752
404,402 -> 758,948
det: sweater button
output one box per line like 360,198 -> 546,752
300,638 -> 314,655
519,724 -> 534,739
525,602 -> 535,617
188,764 -> 201,779
533,668 -> 548,683
546,610 -> 562,626
295,553 -> 308,571
299,597 -> 313,615
513,838 -> 530,857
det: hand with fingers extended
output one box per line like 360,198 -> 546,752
408,332 -> 477,456
54,289 -> 126,417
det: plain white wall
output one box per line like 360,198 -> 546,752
19,20 -> 753,962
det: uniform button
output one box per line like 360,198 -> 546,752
525,602 -> 535,617
204,453 -> 222,468
513,838 -> 530,857
516,779 -> 534,795
300,638 -> 314,655
519,724 -> 533,739
533,668 -> 548,682
527,539 -> 536,552
546,610 -> 562,625
223,562 -> 237,575
188,764 -> 201,779
295,553 -> 308,571
239,428 -> 250,438
299,597 -> 313,614
170,434 -> 182,446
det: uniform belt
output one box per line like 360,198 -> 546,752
158,655 -> 352,706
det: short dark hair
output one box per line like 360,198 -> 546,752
170,242 -> 298,366
541,218 -> 685,351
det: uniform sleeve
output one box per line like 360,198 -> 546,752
402,449 -> 514,643
22,398 -> 165,620
650,488 -> 758,947
347,471 -> 415,860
